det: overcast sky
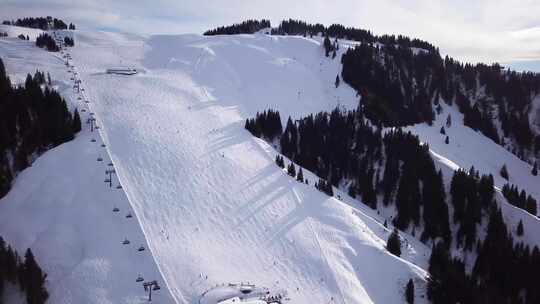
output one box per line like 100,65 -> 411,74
2,0 -> 540,71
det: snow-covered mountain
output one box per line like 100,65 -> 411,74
0,27 -> 431,304
0,22 -> 538,304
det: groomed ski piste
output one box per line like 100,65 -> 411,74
0,23 -> 539,304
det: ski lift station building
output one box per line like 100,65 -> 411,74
106,67 -> 137,75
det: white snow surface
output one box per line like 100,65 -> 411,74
0,28 -> 429,304
0,24 -> 44,41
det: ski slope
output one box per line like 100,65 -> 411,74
0,24 -> 44,41
5,24 -> 539,304
1,23 -> 539,304
0,26 -> 431,304
68,30 -> 430,304
0,28 -> 175,303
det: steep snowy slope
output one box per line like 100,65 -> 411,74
0,29 -> 175,303
71,30 -> 430,304
404,102 -> 540,247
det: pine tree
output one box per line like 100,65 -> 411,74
23,249 -> 48,304
332,49 -> 337,59
386,228 -> 401,257
72,108 -> 81,133
532,162 -> 538,176
526,195 -> 537,215
500,164 -> 509,180
445,136 -> 449,144
323,34 -> 332,57
446,114 -> 452,128
405,279 -> 414,304
275,155 -> 281,168
335,74 -> 340,88
348,184 -> 356,198
517,220 -> 524,236
287,162 -> 296,177
297,167 -> 304,182
440,126 -> 445,135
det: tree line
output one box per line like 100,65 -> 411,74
340,36 -> 540,163
428,207 -> 540,303
204,18 -> 540,163
246,106 -> 539,302
271,19 -> 436,51
246,106 -> 451,244
204,19 -> 271,35
0,236 -> 48,304
2,17 -> 71,30
36,33 -> 59,52
501,183 -> 537,215
244,109 -> 282,140
63,36 -> 74,47
0,58 -> 81,198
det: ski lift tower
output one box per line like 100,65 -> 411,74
74,79 -> 81,93
105,167 -> 115,188
143,280 -> 161,301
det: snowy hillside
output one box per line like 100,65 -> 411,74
0,28 -> 430,304
2,16 -> 539,302
0,24 -> 44,41
0,28 -> 174,303
72,30 -> 430,304
404,102 -> 540,247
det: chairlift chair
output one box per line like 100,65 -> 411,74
122,238 -> 130,245
136,276 -> 144,282
91,139 -> 96,142
126,213 -> 133,218
116,185 -> 122,189
97,157 -> 103,162
153,284 -> 160,291
113,207 -> 119,212
138,246 -> 145,252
